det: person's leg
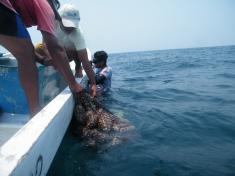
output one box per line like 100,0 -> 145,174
0,35 -> 40,116
0,3 -> 40,116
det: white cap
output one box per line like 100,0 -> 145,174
59,4 -> 80,28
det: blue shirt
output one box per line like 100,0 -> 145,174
95,66 -> 112,92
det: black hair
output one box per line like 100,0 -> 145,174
94,51 -> 108,64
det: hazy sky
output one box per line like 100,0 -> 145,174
1,0 -> 235,53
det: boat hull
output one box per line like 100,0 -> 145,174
0,88 -> 74,176
0,59 -> 66,114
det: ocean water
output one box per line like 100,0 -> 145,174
48,45 -> 235,176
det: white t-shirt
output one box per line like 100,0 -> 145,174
55,23 -> 86,51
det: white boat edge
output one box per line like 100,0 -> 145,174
0,86 -> 74,176
0,54 -> 90,175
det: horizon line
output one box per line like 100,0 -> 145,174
109,44 -> 235,55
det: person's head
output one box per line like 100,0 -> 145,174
35,43 -> 46,56
59,4 -> 80,34
93,51 -> 108,68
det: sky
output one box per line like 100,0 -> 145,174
1,0 -> 235,53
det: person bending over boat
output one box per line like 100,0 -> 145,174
35,4 -> 94,81
90,51 -> 112,96
0,0 -> 96,116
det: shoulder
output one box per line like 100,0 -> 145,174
104,66 -> 112,72
72,27 -> 86,50
73,27 -> 85,38
101,66 -> 112,77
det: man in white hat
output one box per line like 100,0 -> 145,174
35,3 -> 96,94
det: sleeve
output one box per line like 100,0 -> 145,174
34,0 -> 56,36
72,28 -> 86,51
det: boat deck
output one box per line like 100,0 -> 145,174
0,113 -> 29,147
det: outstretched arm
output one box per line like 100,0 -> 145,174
41,31 -> 83,93
77,49 -> 96,97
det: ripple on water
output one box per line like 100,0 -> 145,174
216,73 -> 235,79
49,46 -> 235,176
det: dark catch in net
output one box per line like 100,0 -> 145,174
71,92 -> 136,147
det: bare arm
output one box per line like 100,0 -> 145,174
41,31 -> 83,93
77,49 -> 96,85
77,49 -> 96,97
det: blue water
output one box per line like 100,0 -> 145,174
48,45 -> 235,176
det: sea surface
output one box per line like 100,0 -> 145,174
48,45 -> 235,176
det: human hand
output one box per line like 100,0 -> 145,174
69,82 -> 83,94
43,59 -> 53,66
90,84 -> 97,98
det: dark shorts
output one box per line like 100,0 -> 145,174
0,3 -> 30,40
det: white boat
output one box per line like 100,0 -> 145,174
0,88 -> 74,176
0,53 -> 85,175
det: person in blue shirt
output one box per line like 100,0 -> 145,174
92,51 -> 112,95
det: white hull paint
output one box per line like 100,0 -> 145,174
0,87 -> 74,176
